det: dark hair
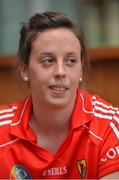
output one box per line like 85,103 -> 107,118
18,11 -> 89,80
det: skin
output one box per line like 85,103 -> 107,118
20,28 -> 119,179
20,28 -> 82,152
28,28 -> 82,109
100,171 -> 119,179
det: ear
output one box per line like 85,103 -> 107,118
19,63 -> 29,82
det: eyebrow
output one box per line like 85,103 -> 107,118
38,52 -> 53,57
66,52 -> 79,55
40,51 -> 79,55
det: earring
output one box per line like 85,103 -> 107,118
24,76 -> 28,81
79,78 -> 82,82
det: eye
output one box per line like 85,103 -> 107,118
41,57 -> 55,66
65,58 -> 77,66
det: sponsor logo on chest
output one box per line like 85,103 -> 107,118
101,145 -> 119,162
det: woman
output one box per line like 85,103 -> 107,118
0,11 -> 119,179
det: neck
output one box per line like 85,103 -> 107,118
29,96 -> 76,153
30,98 -> 76,136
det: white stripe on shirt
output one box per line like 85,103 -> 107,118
83,125 -> 103,141
0,106 -> 17,114
0,120 -> 12,126
94,112 -> 113,120
94,106 -> 115,114
92,97 -> 118,110
0,138 -> 20,148
0,113 -> 14,120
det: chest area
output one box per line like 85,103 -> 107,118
0,129 -> 99,179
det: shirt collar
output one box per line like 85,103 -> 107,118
10,96 -> 36,142
70,89 -> 93,129
10,89 -> 93,140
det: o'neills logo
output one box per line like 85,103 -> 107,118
77,160 -> 86,179
42,166 -> 67,177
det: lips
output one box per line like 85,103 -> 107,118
49,85 -> 68,95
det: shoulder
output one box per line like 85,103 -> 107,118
79,89 -> 119,143
0,96 -> 30,127
0,102 -> 19,126
0,103 -> 18,151
79,89 -> 118,120
90,92 -> 119,129
0,100 -> 24,145
0,96 -> 32,153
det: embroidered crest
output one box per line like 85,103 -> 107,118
77,159 -> 86,179
10,165 -> 31,179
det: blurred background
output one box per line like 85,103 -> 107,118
0,0 -> 119,54
0,0 -> 119,105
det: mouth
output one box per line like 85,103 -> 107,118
49,84 -> 68,95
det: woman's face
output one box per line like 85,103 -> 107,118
23,28 -> 82,108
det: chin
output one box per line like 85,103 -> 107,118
47,99 -> 70,109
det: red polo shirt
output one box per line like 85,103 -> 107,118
0,89 -> 119,179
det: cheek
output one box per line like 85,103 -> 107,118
29,67 -> 52,86
70,72 -> 82,89
69,74 -> 80,89
70,66 -> 82,81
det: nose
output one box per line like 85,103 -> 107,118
54,61 -> 66,78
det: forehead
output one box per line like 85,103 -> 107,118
31,28 -> 81,52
